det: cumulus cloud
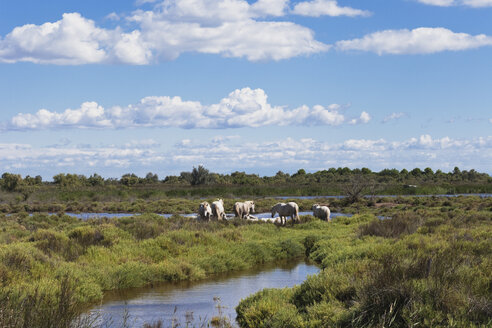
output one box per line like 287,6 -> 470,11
336,27 -> 492,54
292,0 -> 371,17
0,13 -> 110,65
4,88 -> 368,131
0,13 -> 152,65
348,111 -> 371,125
417,0 -> 492,7
129,6 -> 328,61
0,0 -> 333,64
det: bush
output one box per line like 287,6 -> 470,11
359,214 -> 423,238
68,226 -> 110,249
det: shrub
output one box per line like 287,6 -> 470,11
31,229 -> 70,255
359,214 -> 423,238
68,226 -> 110,250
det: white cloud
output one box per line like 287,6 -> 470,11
251,0 -> 290,17
383,112 -> 407,123
348,111 -> 371,125
417,0 -> 492,7
5,88 -> 368,130
0,0 -> 332,65
417,0 -> 455,6
0,13 -> 151,65
336,27 -> 492,55
106,12 -> 121,21
129,7 -> 328,61
292,0 -> 371,17
170,134 -> 492,173
2,135 -> 491,176
124,139 -> 160,148
0,13 -> 110,65
136,0 -> 160,4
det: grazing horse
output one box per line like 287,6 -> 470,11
271,202 -> 299,225
211,199 -> 227,221
198,202 -> 212,221
312,204 -> 331,222
233,201 -> 255,219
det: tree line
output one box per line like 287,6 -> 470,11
1,166 -> 490,192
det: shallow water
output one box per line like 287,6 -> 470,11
275,193 -> 492,199
86,260 -> 319,327
61,211 -> 352,220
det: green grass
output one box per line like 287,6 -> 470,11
0,196 -> 491,327
236,205 -> 492,328
0,212 -> 330,327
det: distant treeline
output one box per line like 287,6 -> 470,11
0,166 -> 492,191
1,165 -> 491,192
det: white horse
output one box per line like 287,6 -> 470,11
198,201 -> 212,221
271,202 -> 299,225
312,204 -> 331,222
233,201 -> 255,219
211,199 -> 227,221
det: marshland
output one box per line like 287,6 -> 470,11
0,168 -> 491,327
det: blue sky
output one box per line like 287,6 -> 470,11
0,0 -> 491,179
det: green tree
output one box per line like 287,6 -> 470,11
120,173 -> 139,186
145,172 -> 159,183
53,173 -> 85,187
424,167 -> 434,176
24,175 -> 43,186
88,173 -> 104,186
1,173 -> 23,191
191,165 -> 210,185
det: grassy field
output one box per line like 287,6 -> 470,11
0,196 -> 490,327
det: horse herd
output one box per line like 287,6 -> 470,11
198,200 -> 331,225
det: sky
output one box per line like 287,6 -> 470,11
0,0 -> 491,179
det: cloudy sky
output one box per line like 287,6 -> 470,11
0,0 -> 491,179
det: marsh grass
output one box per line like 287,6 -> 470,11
0,212 -> 328,327
236,201 -> 492,328
1,196 -> 491,327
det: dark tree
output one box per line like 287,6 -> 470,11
191,165 -> 210,185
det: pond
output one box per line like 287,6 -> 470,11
85,259 -> 319,327
58,211 -> 352,220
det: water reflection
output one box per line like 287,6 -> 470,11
88,260 -> 319,327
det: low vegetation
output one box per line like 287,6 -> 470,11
236,200 -> 492,328
0,211 -> 328,327
0,194 -> 490,327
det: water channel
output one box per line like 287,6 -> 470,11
86,259 -> 319,327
